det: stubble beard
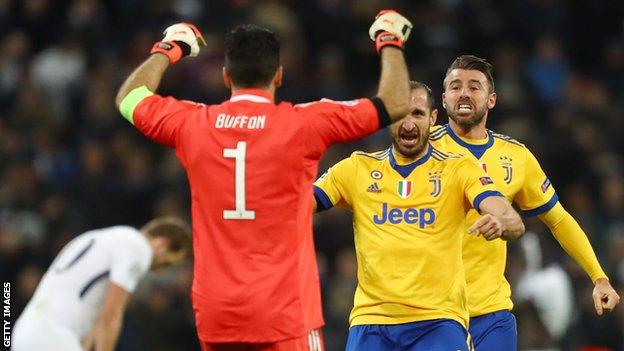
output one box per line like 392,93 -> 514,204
447,105 -> 487,130
392,131 -> 430,159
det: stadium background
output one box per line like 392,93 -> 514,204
0,0 -> 623,350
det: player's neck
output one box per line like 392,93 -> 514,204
231,84 -> 276,100
448,119 -> 488,140
392,144 -> 430,164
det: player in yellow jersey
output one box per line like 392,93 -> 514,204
314,82 -> 525,351
429,55 -> 620,351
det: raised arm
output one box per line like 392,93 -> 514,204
115,23 -> 206,108
377,48 -> 410,121
470,196 -> 525,241
368,10 -> 412,121
115,54 -> 169,108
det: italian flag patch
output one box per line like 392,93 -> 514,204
397,180 -> 412,199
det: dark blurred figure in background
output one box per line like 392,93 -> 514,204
1,1 -> 624,350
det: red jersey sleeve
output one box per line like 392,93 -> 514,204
133,94 -> 205,148
295,97 -> 388,150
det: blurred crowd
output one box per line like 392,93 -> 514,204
0,0 -> 623,350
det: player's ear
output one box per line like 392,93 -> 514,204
441,92 -> 446,109
222,67 -> 232,89
272,66 -> 283,88
487,91 -> 497,109
430,109 -> 438,125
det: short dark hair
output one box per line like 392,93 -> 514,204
225,25 -> 280,88
409,81 -> 435,111
141,217 -> 192,256
445,55 -> 495,92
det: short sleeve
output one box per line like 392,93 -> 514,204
296,98 -> 385,151
514,148 -> 558,216
313,157 -> 356,211
109,235 -> 153,293
119,85 -> 204,147
455,158 -> 504,211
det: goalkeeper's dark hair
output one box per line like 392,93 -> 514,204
409,81 -> 435,111
445,55 -> 495,93
141,217 -> 192,257
225,24 -> 280,88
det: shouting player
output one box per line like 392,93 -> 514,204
313,81 -> 525,350
429,55 -> 620,350
11,217 -> 191,351
115,11 -> 413,350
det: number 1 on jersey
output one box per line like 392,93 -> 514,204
223,141 -> 256,220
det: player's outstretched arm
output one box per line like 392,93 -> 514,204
471,196 -> 525,241
86,283 -> 131,351
538,203 -> 620,315
369,10 -> 413,121
115,23 -> 205,109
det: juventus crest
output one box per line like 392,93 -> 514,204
429,171 -> 442,197
500,156 -> 513,184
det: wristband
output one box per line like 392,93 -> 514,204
375,31 -> 403,53
150,40 -> 191,65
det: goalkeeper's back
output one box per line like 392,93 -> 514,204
115,18 -> 413,344
123,84 -> 386,341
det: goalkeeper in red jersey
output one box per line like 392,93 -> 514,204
115,11 -> 413,351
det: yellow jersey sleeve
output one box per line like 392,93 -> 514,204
539,202 -> 608,282
314,156 -> 356,210
514,149 -> 558,215
455,158 -> 503,211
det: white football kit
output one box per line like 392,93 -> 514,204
11,226 -> 153,351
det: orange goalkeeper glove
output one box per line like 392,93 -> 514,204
368,10 -> 413,53
151,23 -> 207,65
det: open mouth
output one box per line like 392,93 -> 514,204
456,101 -> 473,114
399,132 -> 420,147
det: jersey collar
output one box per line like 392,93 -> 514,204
230,89 -> 274,103
389,144 -> 433,178
445,123 -> 493,159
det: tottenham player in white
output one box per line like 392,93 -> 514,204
11,217 -> 191,351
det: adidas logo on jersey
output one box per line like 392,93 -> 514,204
367,182 -> 381,193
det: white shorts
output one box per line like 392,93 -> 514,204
11,315 -> 82,351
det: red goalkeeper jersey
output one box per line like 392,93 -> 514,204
121,87 -> 387,342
